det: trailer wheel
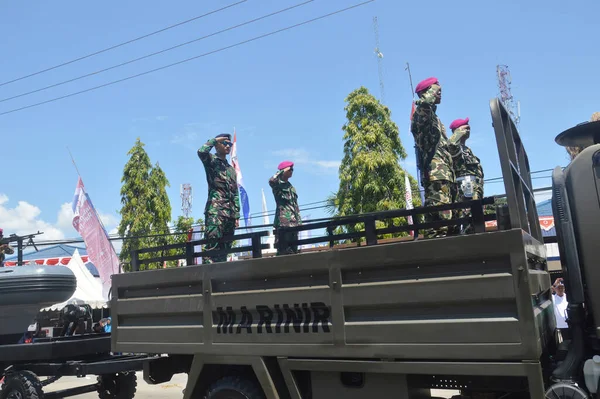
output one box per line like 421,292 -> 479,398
204,376 -> 265,399
97,371 -> 137,399
0,371 -> 44,399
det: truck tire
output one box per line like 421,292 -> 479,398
97,371 -> 137,399
204,376 -> 265,399
0,371 -> 44,399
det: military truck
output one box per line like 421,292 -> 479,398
109,99 -> 600,398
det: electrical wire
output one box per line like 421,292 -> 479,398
0,1 -> 247,88
0,0 -> 314,104
0,0 -> 376,117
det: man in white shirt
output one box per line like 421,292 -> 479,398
553,278 -> 569,339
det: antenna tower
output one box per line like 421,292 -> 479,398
496,65 -> 520,126
180,183 -> 193,218
372,16 -> 385,102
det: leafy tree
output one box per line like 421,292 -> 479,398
117,138 -> 172,271
165,216 -> 204,267
327,87 -> 421,242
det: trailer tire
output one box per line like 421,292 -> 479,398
204,376 -> 265,399
0,371 -> 44,399
97,371 -> 137,399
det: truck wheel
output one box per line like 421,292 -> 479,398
97,371 -> 137,399
0,371 -> 44,399
204,376 -> 265,399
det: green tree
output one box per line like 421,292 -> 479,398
327,87 -> 421,242
117,138 -> 172,271
165,216 -> 204,267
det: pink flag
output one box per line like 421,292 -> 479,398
72,177 -> 119,300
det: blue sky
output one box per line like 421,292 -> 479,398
0,0 -> 597,247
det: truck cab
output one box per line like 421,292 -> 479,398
109,99 -> 600,399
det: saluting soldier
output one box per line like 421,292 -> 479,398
410,77 -> 457,238
0,228 -> 15,267
197,134 -> 240,264
269,161 -> 302,255
448,117 -> 484,234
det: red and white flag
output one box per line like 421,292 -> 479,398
72,177 -> 119,300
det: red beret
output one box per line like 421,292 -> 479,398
449,117 -> 470,130
278,161 -> 294,170
415,77 -> 439,93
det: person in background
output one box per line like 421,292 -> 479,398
103,317 -> 112,333
0,228 -> 15,267
566,112 -> 600,160
552,278 -> 569,340
197,133 -> 241,264
269,161 -> 302,255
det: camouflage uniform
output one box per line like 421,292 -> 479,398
449,126 -> 484,234
0,243 -> 15,267
410,86 -> 456,238
198,138 -> 240,264
269,169 -> 302,255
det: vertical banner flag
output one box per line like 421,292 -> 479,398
231,129 -> 250,228
404,173 -> 414,237
261,188 -> 274,250
72,177 -> 119,301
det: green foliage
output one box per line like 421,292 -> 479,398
327,87 -> 421,243
117,138 -> 173,271
484,196 -> 507,215
164,216 -> 204,267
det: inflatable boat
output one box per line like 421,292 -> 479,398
0,265 -> 76,344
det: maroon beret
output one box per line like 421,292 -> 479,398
415,77 -> 439,93
449,117 -> 470,130
278,161 -> 294,170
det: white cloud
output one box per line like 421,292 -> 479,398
0,195 -> 65,241
271,148 -> 340,173
156,115 -> 168,121
0,195 -> 120,250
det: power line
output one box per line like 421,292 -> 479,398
0,0 -> 375,117
0,1 -> 247,88
0,0 -> 314,104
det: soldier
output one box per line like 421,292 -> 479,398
197,134 -> 240,264
448,117 -> 484,234
269,161 -> 302,255
0,228 -> 15,267
410,77 -> 457,238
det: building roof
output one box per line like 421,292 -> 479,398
536,199 -> 556,237
4,244 -> 88,261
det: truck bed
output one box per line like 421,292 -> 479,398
110,228 -> 553,362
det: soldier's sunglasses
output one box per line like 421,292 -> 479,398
221,141 -> 232,147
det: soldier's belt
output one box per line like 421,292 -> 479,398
456,175 -> 483,184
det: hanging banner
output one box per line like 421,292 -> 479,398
72,177 -> 119,301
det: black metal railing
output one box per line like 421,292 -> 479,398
131,231 -> 270,272
129,197 -> 498,271
277,197 -> 496,249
